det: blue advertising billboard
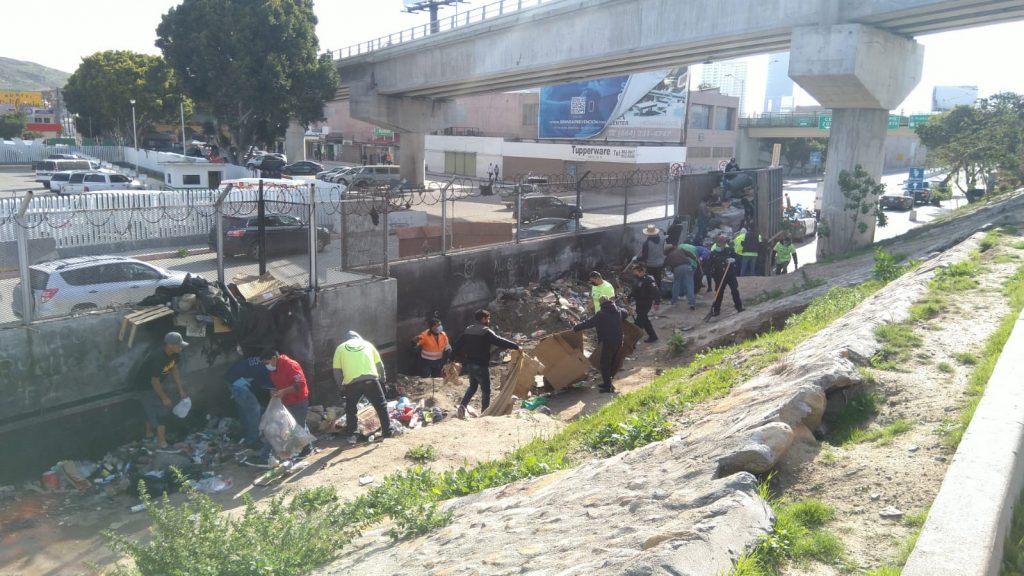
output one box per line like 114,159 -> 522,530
538,67 -> 689,143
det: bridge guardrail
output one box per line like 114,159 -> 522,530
326,0 -> 553,60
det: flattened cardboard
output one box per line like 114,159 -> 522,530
533,330 -> 590,390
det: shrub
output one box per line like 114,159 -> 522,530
586,411 -> 672,456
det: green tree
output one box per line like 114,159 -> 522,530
916,92 -> 1024,191
63,51 -> 192,141
817,164 -> 887,258
0,112 -> 26,139
156,0 -> 339,164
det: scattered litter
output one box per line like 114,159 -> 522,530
358,476 -> 375,486
191,476 -> 233,494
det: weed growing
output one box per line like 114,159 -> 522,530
980,230 -> 1002,252
864,529 -> 921,575
851,419 -> 914,445
873,249 -> 911,283
953,351 -> 978,365
586,412 -> 672,456
871,324 -> 923,370
1012,241 -> 1024,250
667,331 -> 688,356
404,444 -> 437,463
731,487 -> 848,575
937,361 -> 954,373
931,258 -> 981,292
824,392 -> 881,446
945,266 -> 1024,448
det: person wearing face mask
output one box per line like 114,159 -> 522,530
413,318 -> 452,378
589,271 -> 615,312
260,349 -> 313,458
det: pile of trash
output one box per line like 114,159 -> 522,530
31,415 -> 245,502
487,277 -> 613,340
305,397 -> 449,438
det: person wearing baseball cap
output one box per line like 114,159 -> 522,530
137,332 -> 190,449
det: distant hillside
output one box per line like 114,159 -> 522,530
0,57 -> 70,91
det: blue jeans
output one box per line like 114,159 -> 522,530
741,254 -> 757,276
229,378 -> 262,446
672,264 -> 695,306
461,363 -> 492,411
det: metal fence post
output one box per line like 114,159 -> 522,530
257,179 -> 267,276
15,193 -> 34,325
340,199 -> 349,271
308,183 -> 318,290
213,184 -> 233,285
515,180 -> 523,243
441,177 -> 455,254
381,193 -> 390,277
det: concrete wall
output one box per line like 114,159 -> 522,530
0,276 -> 397,483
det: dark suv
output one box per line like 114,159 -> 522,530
511,194 -> 583,223
209,214 -> 331,260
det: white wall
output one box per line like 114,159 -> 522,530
425,135 -> 504,178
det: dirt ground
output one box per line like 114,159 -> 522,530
770,242 -> 1022,574
1,199 -> 1017,575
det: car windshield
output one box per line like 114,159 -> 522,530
528,222 -> 559,232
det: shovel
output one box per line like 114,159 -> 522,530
703,261 -> 733,322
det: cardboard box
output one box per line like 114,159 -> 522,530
589,320 -> 644,375
482,351 -> 545,417
533,330 -> 590,390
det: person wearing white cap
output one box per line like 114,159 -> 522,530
138,332 -> 190,449
636,224 -> 666,288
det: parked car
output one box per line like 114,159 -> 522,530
511,194 -> 583,222
282,161 -> 324,176
879,190 -> 915,211
518,217 -> 587,238
48,170 -> 76,193
907,181 -> 942,206
316,167 -> 347,180
61,171 -> 142,194
208,213 -> 331,260
12,256 -> 189,319
245,152 -> 287,170
336,165 -> 401,188
326,167 -> 359,183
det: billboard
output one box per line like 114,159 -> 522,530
538,67 -> 689,143
0,91 -> 44,107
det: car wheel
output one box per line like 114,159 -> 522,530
71,303 -> 97,314
248,243 -> 261,261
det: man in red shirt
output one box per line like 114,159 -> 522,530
261,349 -> 313,458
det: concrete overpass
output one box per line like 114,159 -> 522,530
329,0 -> 1024,256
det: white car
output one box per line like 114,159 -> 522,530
48,170 -> 77,193
12,256 -> 189,319
61,171 -> 142,194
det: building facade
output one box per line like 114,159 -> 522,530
700,60 -> 748,116
763,52 -> 794,114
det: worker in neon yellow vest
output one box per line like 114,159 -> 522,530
589,271 -> 615,312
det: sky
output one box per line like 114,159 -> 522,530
4,0 -> 1024,115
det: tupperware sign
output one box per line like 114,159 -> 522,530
539,66 -> 689,143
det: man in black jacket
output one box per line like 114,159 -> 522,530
708,235 -> 745,317
452,309 -> 520,418
573,298 -> 628,393
629,263 -> 660,343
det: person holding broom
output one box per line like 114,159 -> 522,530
707,234 -> 744,318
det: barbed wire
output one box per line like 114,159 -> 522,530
0,167 -> 672,230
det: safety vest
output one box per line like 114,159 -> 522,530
332,338 -> 381,385
417,330 -> 449,361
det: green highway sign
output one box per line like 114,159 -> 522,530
374,127 -> 394,138
908,114 -> 931,128
888,115 -> 901,129
817,115 -> 832,130
795,116 -> 814,127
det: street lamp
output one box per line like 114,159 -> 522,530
129,99 -> 138,176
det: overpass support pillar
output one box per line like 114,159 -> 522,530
789,24 -> 923,257
399,132 -> 426,188
284,119 -> 306,164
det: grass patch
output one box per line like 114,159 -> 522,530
873,249 -> 913,283
1011,241 -> 1024,250
944,266 -> 1024,448
667,331 -> 688,356
908,293 -> 947,322
105,281 -> 895,575
825,391 -> 881,446
865,529 -> 922,575
404,444 -> 437,463
871,324 -> 923,370
850,419 -> 914,445
996,254 -> 1020,264
937,361 -> 954,373
904,509 -> 928,528
953,351 -> 978,365
980,230 -> 1002,252
732,486 -> 847,575
931,258 -> 981,292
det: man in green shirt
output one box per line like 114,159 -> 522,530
333,330 -> 392,445
589,271 -> 615,312
773,236 -> 799,274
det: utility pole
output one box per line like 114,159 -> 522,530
404,0 -> 465,34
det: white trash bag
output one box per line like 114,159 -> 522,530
259,397 -> 314,459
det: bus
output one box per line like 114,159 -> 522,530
34,159 -> 93,187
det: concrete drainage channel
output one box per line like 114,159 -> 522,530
903,313 -> 1024,575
